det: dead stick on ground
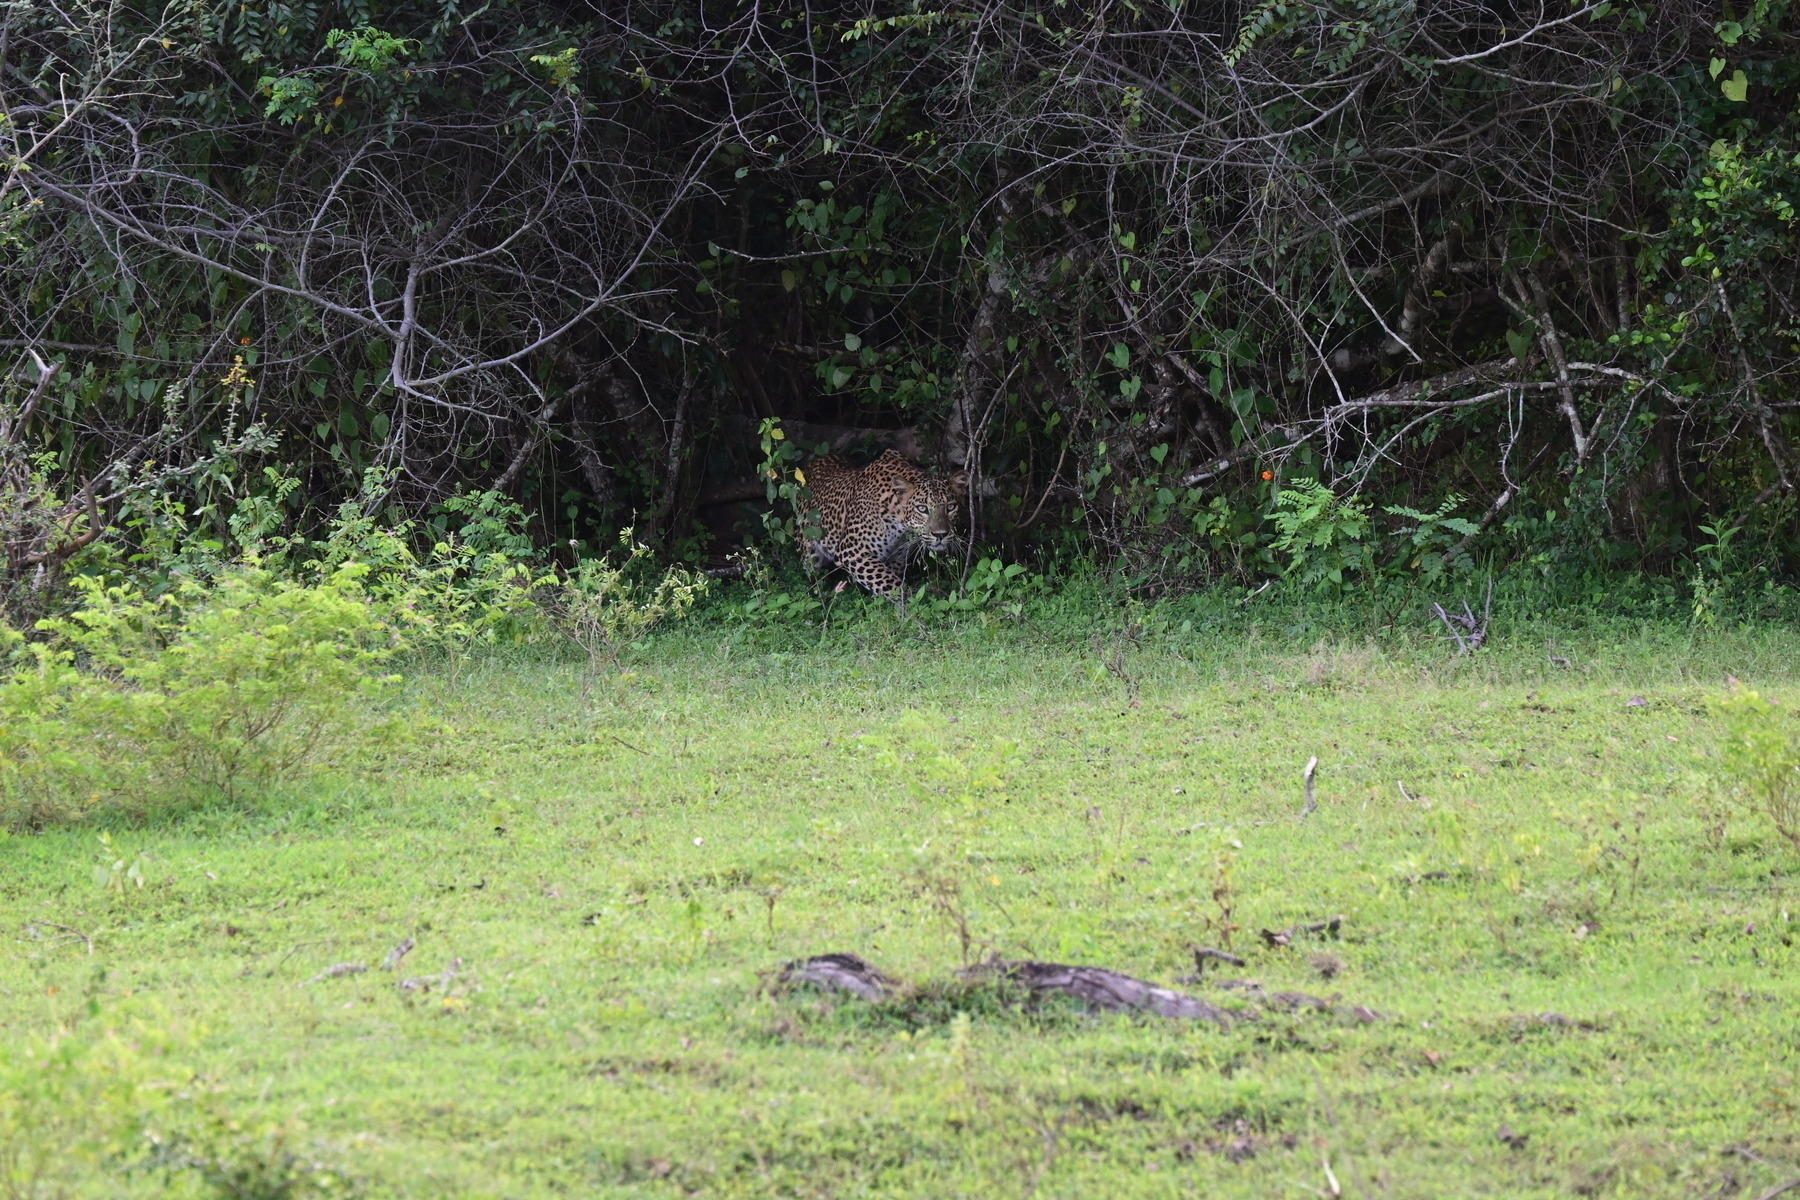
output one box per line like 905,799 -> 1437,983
1755,1180 -> 1800,1200
32,922 -> 93,954
1193,947 -> 1247,972
1180,820 -> 1273,831
1301,756 -> 1319,819
301,962 -> 368,987
381,937 -> 415,971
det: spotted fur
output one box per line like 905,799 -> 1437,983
799,450 -> 970,598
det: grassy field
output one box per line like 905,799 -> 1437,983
6,608 -> 1800,1198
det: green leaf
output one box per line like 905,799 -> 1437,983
1105,343 -> 1131,370
843,332 -> 862,352
780,270 -> 797,292
1721,70 -> 1749,102
1709,56 -> 1726,79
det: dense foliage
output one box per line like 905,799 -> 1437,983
4,0 -> 1800,603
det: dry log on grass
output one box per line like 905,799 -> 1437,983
967,959 -> 1235,1026
778,953 -> 898,1000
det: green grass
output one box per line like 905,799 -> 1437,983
6,610 -> 1800,1198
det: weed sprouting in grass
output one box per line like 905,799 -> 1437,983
1207,834 -> 1244,953
1713,686 -> 1800,854
912,866 -> 984,967
1567,782 -> 1650,908
863,714 -> 1022,964
91,831 -> 146,896
758,883 -> 784,947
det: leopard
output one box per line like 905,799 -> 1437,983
797,449 -> 970,598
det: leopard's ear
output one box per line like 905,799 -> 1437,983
947,470 -> 971,498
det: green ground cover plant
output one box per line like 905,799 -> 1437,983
3,609 -> 1800,1198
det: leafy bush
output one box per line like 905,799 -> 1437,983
298,481 -> 547,685
1384,496 -> 1478,582
1270,479 -> 1374,588
1712,687 -> 1800,854
735,588 -> 824,624
0,1008 -> 184,1197
1,1005 -> 351,1198
548,529 -> 705,690
921,557 -> 1043,615
0,565 -> 399,827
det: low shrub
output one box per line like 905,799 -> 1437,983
1712,686 -> 1800,854
0,564 -> 400,827
0,1007 -> 185,1197
547,528 -> 706,692
1,1004 -> 351,1198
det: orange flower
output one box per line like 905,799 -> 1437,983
1261,469 -> 1274,481
239,336 -> 252,345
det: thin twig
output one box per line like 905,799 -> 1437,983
301,962 -> 367,987
27,922 -> 93,955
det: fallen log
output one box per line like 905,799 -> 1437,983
777,953 -> 899,1000
965,959 -> 1235,1026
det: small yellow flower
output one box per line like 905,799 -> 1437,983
219,355 -> 256,390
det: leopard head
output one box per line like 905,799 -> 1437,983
897,469 -> 970,552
